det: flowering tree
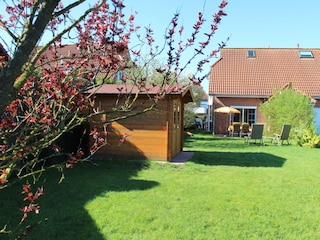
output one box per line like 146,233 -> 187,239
0,0 -> 227,237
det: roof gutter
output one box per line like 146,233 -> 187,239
208,94 -> 270,98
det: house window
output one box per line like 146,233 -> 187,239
299,50 -> 313,58
231,107 -> 256,126
245,109 -> 256,125
247,50 -> 255,58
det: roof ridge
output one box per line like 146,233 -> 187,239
222,47 -> 320,50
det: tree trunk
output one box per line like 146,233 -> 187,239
0,0 -> 60,114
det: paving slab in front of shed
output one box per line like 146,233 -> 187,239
170,151 -> 194,164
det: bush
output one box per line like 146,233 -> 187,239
260,88 -> 316,145
184,109 -> 196,128
296,129 -> 320,148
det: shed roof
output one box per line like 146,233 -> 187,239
88,84 -> 194,103
209,48 -> 320,99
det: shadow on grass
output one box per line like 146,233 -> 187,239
0,159 -> 158,240
184,136 -> 250,150
189,151 -> 286,167
184,133 -> 286,167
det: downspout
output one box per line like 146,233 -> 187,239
208,95 -> 214,135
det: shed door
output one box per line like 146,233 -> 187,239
172,101 -> 182,156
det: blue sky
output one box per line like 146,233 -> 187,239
125,0 -> 320,48
122,0 -> 320,91
2,0 -> 320,91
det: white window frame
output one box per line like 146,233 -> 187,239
231,106 -> 257,125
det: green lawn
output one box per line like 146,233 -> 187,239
1,133 -> 320,239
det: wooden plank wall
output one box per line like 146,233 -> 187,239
91,95 -> 171,161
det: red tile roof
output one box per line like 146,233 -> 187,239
42,43 -> 130,60
209,48 -> 320,99
40,43 -> 130,79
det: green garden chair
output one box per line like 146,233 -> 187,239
272,124 -> 291,146
245,124 -> 264,145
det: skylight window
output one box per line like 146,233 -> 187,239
247,50 -> 255,58
299,50 -> 313,58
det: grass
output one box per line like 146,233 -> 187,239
1,133 -> 320,239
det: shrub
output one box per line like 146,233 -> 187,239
296,129 -> 320,148
260,87 -> 316,145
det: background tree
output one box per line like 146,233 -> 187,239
184,82 -> 207,129
122,55 -> 166,84
259,87 -> 320,147
0,0 -> 228,185
124,58 -> 208,129
0,0 -> 228,237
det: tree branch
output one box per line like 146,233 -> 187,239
0,0 -> 60,113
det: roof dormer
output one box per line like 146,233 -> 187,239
247,50 -> 255,58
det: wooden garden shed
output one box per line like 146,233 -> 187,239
89,84 -> 194,161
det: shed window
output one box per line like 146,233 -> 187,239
299,50 -> 313,58
247,50 -> 255,58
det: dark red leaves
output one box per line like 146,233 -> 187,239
219,0 -> 228,8
119,132 -> 131,144
20,184 -> 44,223
22,184 -> 31,194
178,26 -> 184,35
128,14 -> 135,21
112,0 -> 125,8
